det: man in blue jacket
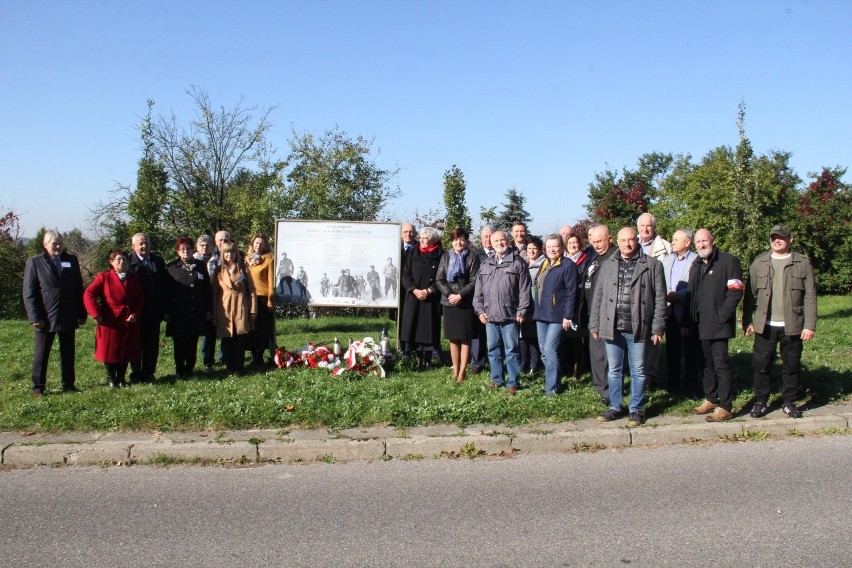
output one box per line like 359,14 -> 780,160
22,230 -> 86,396
473,230 -> 531,394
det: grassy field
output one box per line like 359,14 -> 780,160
1,297 -> 850,433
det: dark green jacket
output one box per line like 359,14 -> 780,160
743,250 -> 817,335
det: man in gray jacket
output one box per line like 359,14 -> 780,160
742,224 -> 817,419
589,227 -> 666,426
473,230 -> 531,394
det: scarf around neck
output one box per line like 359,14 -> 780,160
446,248 -> 468,282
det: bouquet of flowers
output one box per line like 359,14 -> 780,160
332,337 -> 386,378
274,337 -> 387,378
274,342 -> 342,371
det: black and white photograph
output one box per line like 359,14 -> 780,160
274,220 -> 401,307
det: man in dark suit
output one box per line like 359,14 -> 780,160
470,225 -> 495,374
128,232 -> 168,383
22,230 -> 86,396
398,223 -> 416,354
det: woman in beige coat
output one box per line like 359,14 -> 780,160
213,241 -> 256,373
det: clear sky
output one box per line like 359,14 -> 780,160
2,0 -> 850,240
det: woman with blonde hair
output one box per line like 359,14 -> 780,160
213,241 -> 257,374
245,233 -> 276,367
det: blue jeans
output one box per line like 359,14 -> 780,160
605,331 -> 647,413
486,321 -> 521,388
536,321 -> 563,395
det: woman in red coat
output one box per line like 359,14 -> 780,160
83,250 -> 144,387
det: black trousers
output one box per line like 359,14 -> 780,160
700,338 -> 733,411
31,329 -> 76,393
588,335 -> 609,398
752,326 -> 803,405
665,319 -> 700,393
173,336 -> 199,377
221,335 -> 246,372
131,316 -> 161,381
105,362 -> 129,385
470,319 -> 488,371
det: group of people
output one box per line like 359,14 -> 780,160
23,229 -> 279,394
23,218 -> 817,426
395,214 -> 817,425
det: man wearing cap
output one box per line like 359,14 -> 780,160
689,229 -> 744,422
742,224 -> 817,419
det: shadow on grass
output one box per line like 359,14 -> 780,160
819,307 -> 852,321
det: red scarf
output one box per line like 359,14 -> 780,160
419,243 -> 439,254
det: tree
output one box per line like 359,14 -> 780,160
441,165 -> 471,247
0,207 -> 25,318
493,186 -> 532,232
585,152 -> 674,233
126,101 -> 170,250
655,108 -> 799,268
93,88 -> 283,253
282,126 -> 400,222
793,168 -> 852,292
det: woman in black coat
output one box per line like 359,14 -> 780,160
165,236 -> 212,379
400,226 -> 444,370
435,227 -> 480,383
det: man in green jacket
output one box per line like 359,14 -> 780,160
742,224 -> 817,419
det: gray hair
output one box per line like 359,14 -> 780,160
42,230 -> 62,244
545,233 -> 564,248
636,212 -> 657,227
197,234 -> 213,245
419,226 -> 441,244
480,225 -> 494,235
677,228 -> 694,241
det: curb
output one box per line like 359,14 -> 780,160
2,410 -> 849,468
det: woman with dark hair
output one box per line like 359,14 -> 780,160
83,250 -> 144,388
212,241 -> 257,374
436,227 -> 480,383
245,233 -> 276,367
563,233 -> 589,379
521,235 -> 544,375
400,226 -> 444,370
165,236 -> 212,379
565,234 -> 589,275
534,234 -> 577,396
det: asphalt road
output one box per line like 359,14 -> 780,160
2,436 -> 850,567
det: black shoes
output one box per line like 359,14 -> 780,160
782,403 -> 803,418
750,401 -> 769,418
596,408 -> 624,422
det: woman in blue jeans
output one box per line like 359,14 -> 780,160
534,234 -> 578,395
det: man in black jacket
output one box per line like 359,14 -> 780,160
128,232 -> 168,383
22,230 -> 86,396
688,229 -> 744,422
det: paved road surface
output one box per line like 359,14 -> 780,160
2,436 -> 850,567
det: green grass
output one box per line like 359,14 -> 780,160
1,296 -> 850,433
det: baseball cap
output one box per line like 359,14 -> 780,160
769,224 -> 791,239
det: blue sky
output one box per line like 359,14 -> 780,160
2,0 -> 850,239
